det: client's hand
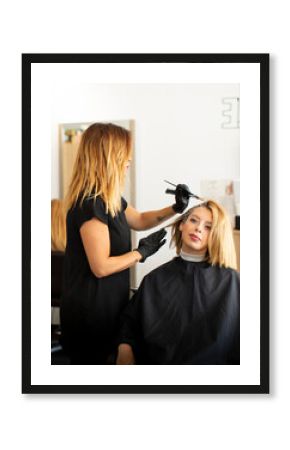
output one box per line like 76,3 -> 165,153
116,343 -> 135,365
136,228 -> 167,263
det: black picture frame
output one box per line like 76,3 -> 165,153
22,53 -> 269,394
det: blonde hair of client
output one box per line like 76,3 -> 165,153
170,200 -> 237,270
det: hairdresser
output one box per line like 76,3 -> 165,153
60,122 -> 190,364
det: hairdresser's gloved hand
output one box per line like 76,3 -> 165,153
172,184 -> 191,213
136,228 -> 167,263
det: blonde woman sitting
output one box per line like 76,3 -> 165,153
117,200 -> 240,365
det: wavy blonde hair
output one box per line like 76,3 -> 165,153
51,199 -> 67,252
170,200 -> 237,270
65,123 -> 132,217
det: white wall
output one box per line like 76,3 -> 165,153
51,83 -> 239,284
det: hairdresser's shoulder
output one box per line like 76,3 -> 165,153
69,193 -> 103,209
68,194 -> 108,227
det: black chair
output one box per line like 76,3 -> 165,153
51,251 -> 64,307
51,251 -> 70,363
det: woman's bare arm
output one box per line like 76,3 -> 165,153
125,204 -> 176,231
80,218 -> 142,278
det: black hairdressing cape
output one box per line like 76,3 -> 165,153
119,257 -> 240,365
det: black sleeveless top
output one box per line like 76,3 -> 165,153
60,195 -> 131,360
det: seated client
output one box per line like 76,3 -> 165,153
117,200 -> 240,365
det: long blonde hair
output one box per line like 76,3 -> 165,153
170,200 -> 237,270
65,123 -> 132,217
51,199 -> 67,252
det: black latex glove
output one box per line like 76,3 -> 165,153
135,228 -> 167,263
172,184 -> 191,213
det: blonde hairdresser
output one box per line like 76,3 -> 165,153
61,123 -> 189,364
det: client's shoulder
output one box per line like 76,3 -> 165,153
210,264 -> 240,282
143,258 -> 178,282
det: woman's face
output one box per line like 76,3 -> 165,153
179,207 -> 213,255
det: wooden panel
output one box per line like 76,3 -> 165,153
61,136 -> 81,198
